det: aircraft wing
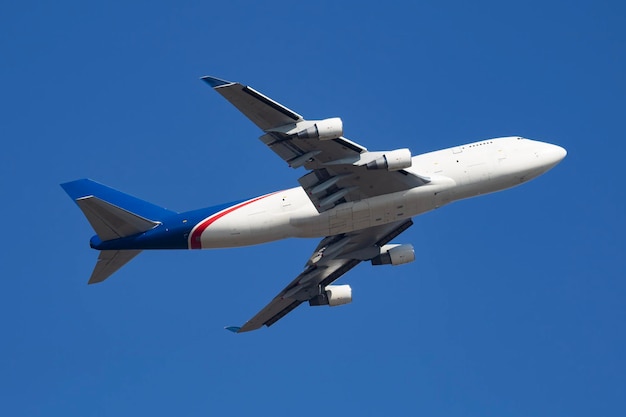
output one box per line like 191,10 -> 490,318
229,219 -> 413,333
202,76 -> 429,213
203,76 -> 420,332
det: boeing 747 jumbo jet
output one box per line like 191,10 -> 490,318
62,76 -> 566,332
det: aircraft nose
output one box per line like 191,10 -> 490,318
541,143 -> 567,168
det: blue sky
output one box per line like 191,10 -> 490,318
1,1 -> 625,415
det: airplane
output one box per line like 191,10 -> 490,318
61,75 -> 567,333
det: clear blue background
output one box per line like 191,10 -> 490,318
2,1 -> 624,416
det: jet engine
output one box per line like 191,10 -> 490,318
371,244 -> 415,266
366,148 -> 412,171
326,284 -> 352,306
297,117 -> 343,141
309,284 -> 353,307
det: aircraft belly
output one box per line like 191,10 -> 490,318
292,177 -> 458,237
197,177 -> 462,247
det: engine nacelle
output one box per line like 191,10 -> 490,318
366,148 -> 412,171
371,244 -> 415,266
326,284 -> 352,306
297,117 -> 343,141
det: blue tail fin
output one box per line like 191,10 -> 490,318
61,179 -> 177,284
61,179 -> 175,222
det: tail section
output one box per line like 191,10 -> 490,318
61,179 -> 177,284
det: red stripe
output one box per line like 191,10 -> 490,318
189,193 -> 277,249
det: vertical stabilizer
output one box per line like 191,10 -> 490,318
61,179 -> 176,222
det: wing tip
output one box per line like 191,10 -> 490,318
201,75 -> 232,88
224,326 -> 242,333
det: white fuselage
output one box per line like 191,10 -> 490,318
192,137 -> 566,249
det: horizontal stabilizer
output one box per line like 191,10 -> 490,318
89,250 -> 141,284
76,196 -> 159,241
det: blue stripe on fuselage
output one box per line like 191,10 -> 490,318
90,200 -> 244,250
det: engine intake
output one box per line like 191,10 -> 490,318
297,118 -> 343,141
371,244 -> 415,266
366,148 -> 412,171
